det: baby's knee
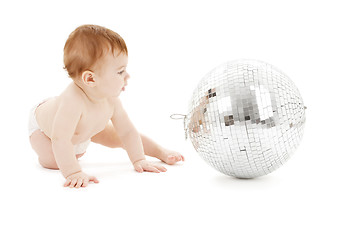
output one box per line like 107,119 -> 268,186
38,158 -> 59,170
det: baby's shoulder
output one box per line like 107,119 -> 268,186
57,83 -> 86,109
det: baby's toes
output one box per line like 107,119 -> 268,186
179,154 -> 184,161
176,155 -> 183,162
167,155 -> 177,165
172,154 -> 183,163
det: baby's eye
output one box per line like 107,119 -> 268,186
118,70 -> 125,75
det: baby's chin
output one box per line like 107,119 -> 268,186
115,90 -> 123,97
105,93 -> 120,99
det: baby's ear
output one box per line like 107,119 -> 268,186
81,70 -> 96,87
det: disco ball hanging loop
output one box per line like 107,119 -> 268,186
177,59 -> 306,178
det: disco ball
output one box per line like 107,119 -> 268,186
184,59 -> 306,178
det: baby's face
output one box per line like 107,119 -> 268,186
95,51 -> 129,98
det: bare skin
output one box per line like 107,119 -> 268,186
29,51 -> 184,188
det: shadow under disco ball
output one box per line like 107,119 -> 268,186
179,59 -> 306,178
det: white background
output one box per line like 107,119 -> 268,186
1,0 -> 339,239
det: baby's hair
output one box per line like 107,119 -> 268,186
63,24 -> 128,79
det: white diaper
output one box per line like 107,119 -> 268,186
28,98 -> 91,155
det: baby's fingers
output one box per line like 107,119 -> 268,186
154,165 -> 167,172
134,164 -> 144,173
144,165 -> 161,173
89,176 -> 99,184
70,178 -> 78,188
75,178 -> 83,188
80,176 -> 99,188
64,179 -> 71,187
82,178 -> 89,187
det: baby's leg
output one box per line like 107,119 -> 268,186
30,130 -> 84,170
30,130 -> 58,169
91,122 -> 184,165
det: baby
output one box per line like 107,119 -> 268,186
28,25 -> 184,188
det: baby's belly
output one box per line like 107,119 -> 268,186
71,134 -> 91,145
72,125 -> 106,144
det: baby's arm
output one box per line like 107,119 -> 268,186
111,99 -> 166,173
50,95 -> 96,186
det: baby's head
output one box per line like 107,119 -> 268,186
64,25 -> 129,98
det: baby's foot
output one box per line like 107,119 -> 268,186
158,148 -> 185,165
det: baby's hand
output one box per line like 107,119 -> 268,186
64,171 -> 99,188
133,160 -> 167,173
